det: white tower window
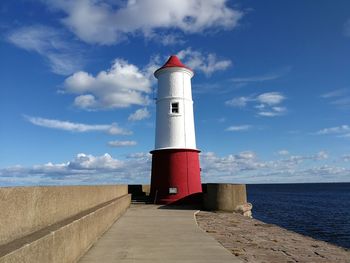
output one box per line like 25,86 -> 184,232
171,102 -> 179,114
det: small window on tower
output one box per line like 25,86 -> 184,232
171,102 -> 179,114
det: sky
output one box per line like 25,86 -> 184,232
0,0 -> 350,186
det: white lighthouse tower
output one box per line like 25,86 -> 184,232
150,55 -> 202,204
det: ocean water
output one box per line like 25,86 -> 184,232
247,183 -> 350,249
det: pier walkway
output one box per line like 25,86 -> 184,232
78,204 -> 242,263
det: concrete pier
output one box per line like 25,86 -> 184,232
0,186 -> 130,263
79,205 -> 242,263
197,211 -> 350,263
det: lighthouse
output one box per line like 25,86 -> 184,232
150,55 -> 202,204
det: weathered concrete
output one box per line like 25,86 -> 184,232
0,185 -> 128,246
196,211 -> 350,263
0,194 -> 130,263
203,183 -> 247,212
79,205 -> 242,263
142,184 -> 150,196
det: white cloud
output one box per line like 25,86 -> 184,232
226,92 -> 287,117
177,48 -> 231,76
225,125 -> 252,132
200,151 -> 266,180
316,125 -> 350,135
321,89 -> 348,98
237,151 -> 256,160
315,151 -> 328,160
74,94 -> 97,108
0,152 -> 152,186
225,96 -> 251,107
25,115 -> 131,135
68,153 -> 123,170
64,59 -> 152,109
64,49 -> 229,110
44,0 -> 243,45
159,34 -> 185,46
258,107 -> 286,117
200,150 -> 345,183
343,155 -> 350,162
7,25 -> 83,75
257,112 -> 276,117
128,108 -> 151,121
275,151 -> 328,165
272,106 -> 287,112
257,92 -> 285,105
108,140 -> 137,147
1,150 -> 348,186
316,125 -> 350,138
321,88 -> 350,109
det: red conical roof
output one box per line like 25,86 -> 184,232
154,55 -> 193,76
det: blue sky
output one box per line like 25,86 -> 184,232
1,0 -> 350,185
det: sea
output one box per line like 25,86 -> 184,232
247,183 -> 350,249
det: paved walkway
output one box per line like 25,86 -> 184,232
79,205 -> 242,263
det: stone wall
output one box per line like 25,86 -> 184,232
202,183 -> 247,212
0,185 -> 130,263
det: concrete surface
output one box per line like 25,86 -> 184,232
197,211 -> 350,263
142,185 -> 150,196
0,194 -> 131,263
0,185 -> 128,245
203,184 -> 247,212
79,204 -> 242,263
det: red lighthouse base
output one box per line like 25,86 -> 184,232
150,149 -> 202,204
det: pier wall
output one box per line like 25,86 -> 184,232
128,183 -> 247,210
0,185 -> 130,263
202,183 -> 247,212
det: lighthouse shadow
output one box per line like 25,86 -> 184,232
158,193 -> 203,210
